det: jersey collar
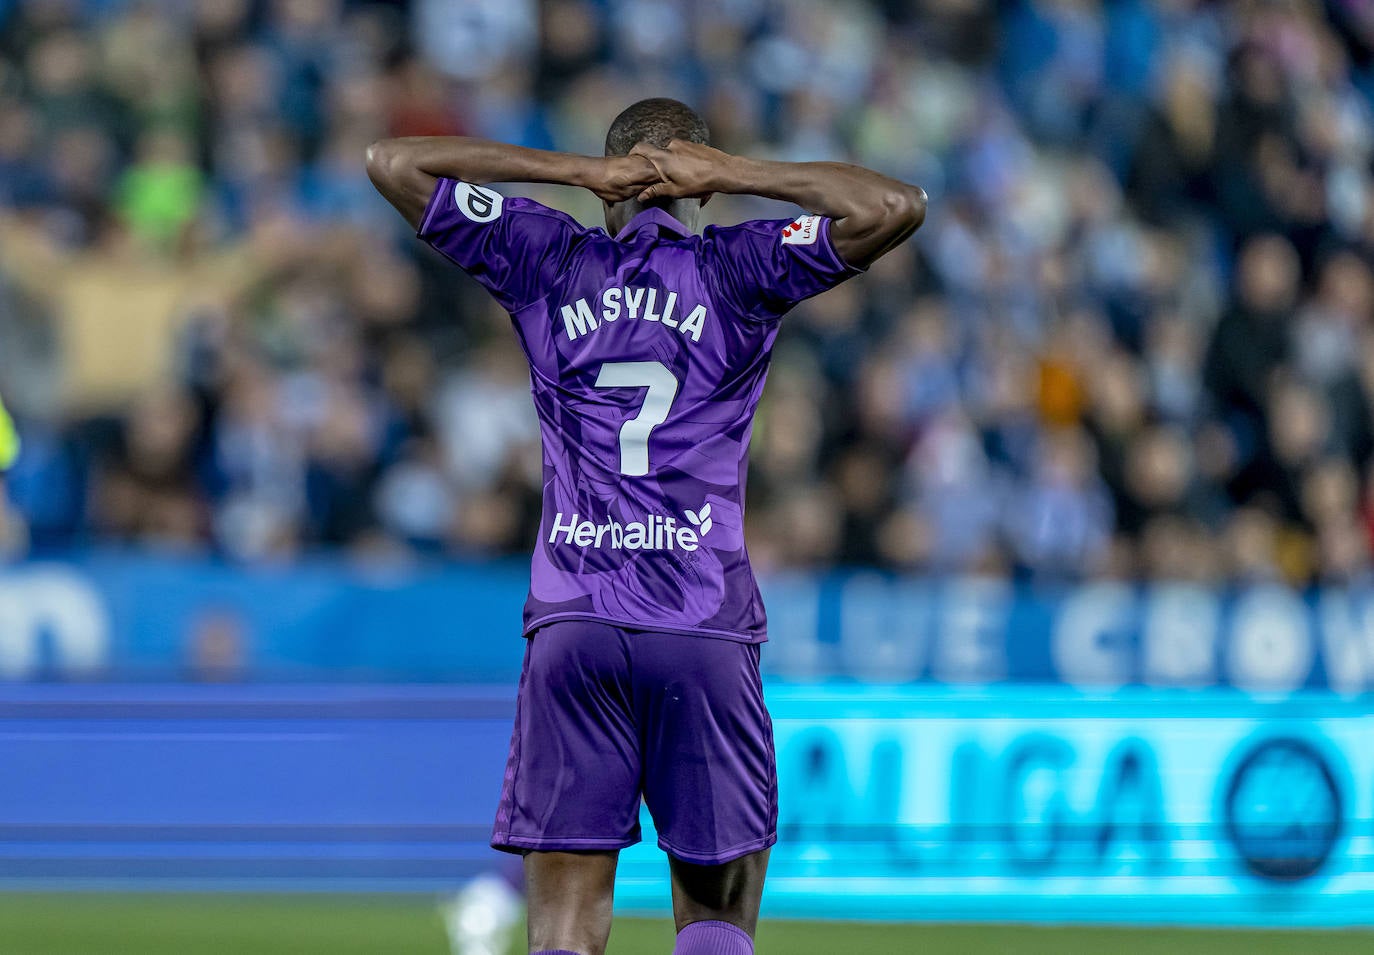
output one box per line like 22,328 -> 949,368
615,207 -> 693,242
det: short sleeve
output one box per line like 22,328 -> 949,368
416,178 -> 586,313
701,215 -> 864,323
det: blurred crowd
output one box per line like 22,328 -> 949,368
2,0 -> 1374,586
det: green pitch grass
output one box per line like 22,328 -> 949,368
0,894 -> 1369,955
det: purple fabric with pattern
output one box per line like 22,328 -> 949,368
490,619 -> 777,864
418,180 -> 858,642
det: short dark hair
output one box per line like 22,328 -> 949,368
604,98 -> 710,156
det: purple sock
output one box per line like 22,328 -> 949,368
672,919 -> 753,955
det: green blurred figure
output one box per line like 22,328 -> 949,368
0,396 -> 16,471
117,129 -> 204,247
0,394 -> 17,550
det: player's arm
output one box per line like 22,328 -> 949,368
365,137 -> 661,228
632,141 -> 926,268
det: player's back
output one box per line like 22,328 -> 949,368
418,179 -> 859,642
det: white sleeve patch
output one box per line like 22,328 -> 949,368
780,215 -> 821,246
453,181 -> 504,222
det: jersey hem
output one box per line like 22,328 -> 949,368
522,611 -> 767,645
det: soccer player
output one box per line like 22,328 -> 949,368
367,98 -> 924,955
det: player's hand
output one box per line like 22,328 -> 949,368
630,139 -> 731,203
589,155 -> 662,203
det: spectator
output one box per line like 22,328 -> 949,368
0,0 -> 1370,590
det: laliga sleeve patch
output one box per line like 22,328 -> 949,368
780,215 -> 821,246
453,181 -> 504,222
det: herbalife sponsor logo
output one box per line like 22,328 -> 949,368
549,504 -> 713,552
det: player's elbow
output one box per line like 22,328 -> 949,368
884,184 -> 927,234
365,139 -> 405,188
849,184 -> 926,250
851,184 -> 926,245
365,138 -> 435,228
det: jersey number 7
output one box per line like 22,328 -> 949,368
594,361 -> 680,477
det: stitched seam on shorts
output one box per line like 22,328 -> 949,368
495,834 -> 641,850
493,643 -> 530,843
657,832 -> 777,864
765,699 -> 778,836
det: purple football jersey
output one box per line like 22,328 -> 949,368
418,179 -> 859,642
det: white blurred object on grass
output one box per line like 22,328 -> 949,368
439,873 -> 524,955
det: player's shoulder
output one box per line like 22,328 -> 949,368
702,218 -> 787,240
434,179 -> 594,236
503,195 -> 594,235
493,195 -> 598,244
702,215 -> 825,248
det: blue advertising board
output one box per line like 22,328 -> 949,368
0,683 -> 1369,926
4,555 -> 1374,691
0,685 -> 516,888
637,686 -> 1373,926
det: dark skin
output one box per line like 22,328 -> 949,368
522,849 -> 769,955
365,135 -> 925,267
524,851 -> 618,955
365,137 -> 661,229
366,131 -> 923,954
628,138 -> 926,265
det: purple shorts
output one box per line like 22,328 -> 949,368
491,619 -> 777,865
